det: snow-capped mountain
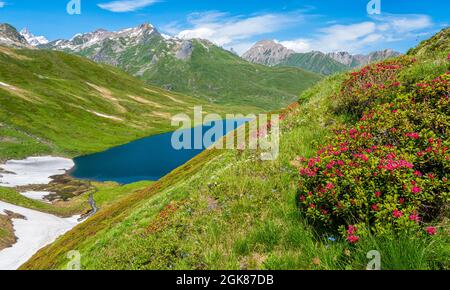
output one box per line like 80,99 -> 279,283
40,23 -> 202,70
0,23 -> 31,48
19,28 -> 48,46
43,23 -> 160,52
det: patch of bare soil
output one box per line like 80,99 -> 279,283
15,174 -> 93,202
0,210 -> 26,251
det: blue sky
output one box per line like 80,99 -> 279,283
0,0 -> 448,54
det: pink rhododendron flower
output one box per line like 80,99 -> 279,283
393,209 -> 403,218
409,213 -> 420,222
347,235 -> 359,244
426,226 -> 437,235
411,186 -> 422,194
347,225 -> 357,235
405,132 -> 420,139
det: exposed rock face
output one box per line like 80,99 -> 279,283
43,23 -> 160,54
242,40 -> 295,66
41,23 -> 198,72
326,51 -> 355,66
175,40 -> 193,60
364,49 -> 402,65
327,49 -> 401,68
0,24 -> 31,48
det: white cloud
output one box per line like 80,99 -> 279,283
374,14 -> 433,33
275,14 -> 434,54
98,0 -> 158,12
0,2 -> 5,8
170,11 -> 305,49
277,39 -> 311,53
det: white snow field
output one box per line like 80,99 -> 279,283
0,156 -> 74,187
0,201 -> 79,270
20,191 -> 53,202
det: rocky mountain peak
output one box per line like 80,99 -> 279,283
326,51 -> 354,66
19,28 -> 49,46
0,23 -> 31,48
242,40 -> 295,66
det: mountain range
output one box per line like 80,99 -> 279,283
242,40 -> 401,75
0,22 -> 401,110
35,23 -> 321,110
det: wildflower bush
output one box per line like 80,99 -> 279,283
295,58 -> 450,243
334,57 -> 416,118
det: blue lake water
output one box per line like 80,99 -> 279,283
70,119 -> 249,184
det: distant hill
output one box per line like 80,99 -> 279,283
277,51 -> 349,75
407,27 -> 450,56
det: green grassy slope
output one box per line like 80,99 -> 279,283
142,40 -> 323,110
0,46 -> 254,161
278,52 -> 349,75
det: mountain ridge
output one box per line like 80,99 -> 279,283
0,24 -> 31,48
19,28 -> 48,46
242,40 -> 401,75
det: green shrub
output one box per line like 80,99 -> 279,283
334,57 -> 416,119
295,65 -> 450,243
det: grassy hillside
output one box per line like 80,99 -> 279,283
278,52 -> 349,75
0,46 -> 254,161
21,28 -> 450,270
142,40 -> 322,110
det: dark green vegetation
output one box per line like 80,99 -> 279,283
0,210 -> 23,250
0,45 -> 251,161
277,52 -> 349,75
141,40 -> 322,110
21,28 -> 450,270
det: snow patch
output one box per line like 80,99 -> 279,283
0,81 -> 17,90
20,191 -> 53,202
0,156 -> 74,187
87,110 -> 124,121
0,201 -> 79,270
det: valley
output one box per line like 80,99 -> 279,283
0,6 -> 448,272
